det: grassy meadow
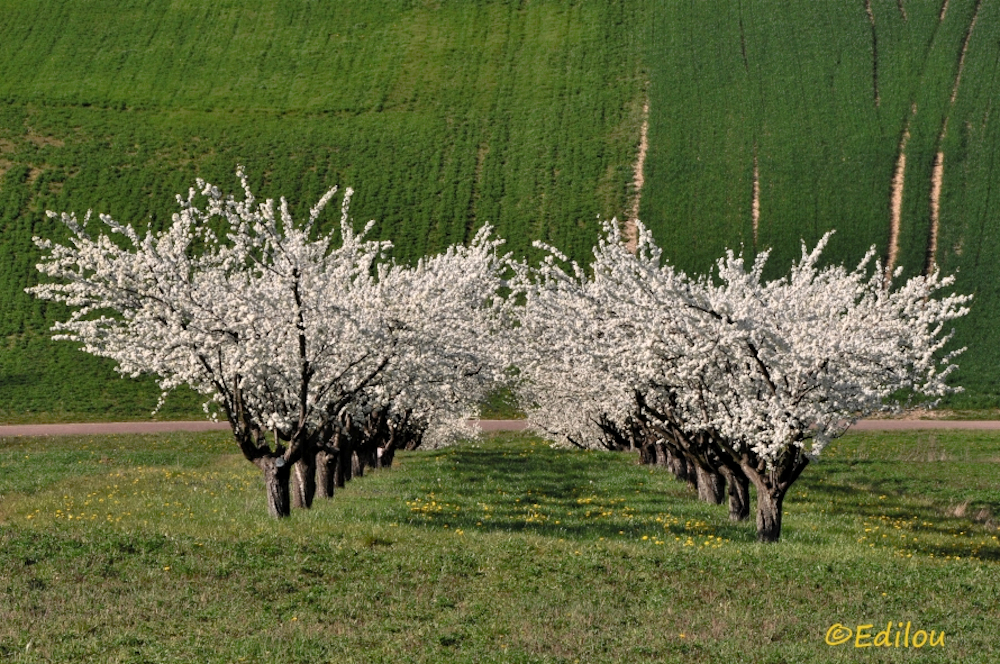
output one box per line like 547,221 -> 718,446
1,429 -> 998,662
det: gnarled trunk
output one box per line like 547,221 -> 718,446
291,453 -> 316,509
335,446 -> 352,487
377,446 -> 396,469
315,448 -> 338,499
695,465 -> 725,504
737,450 -> 809,542
360,445 -> 378,470
666,446 -> 690,482
351,450 -> 364,478
719,465 -> 750,522
258,456 -> 291,518
753,482 -> 785,543
684,458 -> 698,492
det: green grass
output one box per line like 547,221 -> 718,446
5,1 -> 1000,417
1,429 -> 998,662
641,0 -> 1000,407
0,0 -> 648,421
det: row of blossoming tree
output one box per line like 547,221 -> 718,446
30,172 -> 510,517
510,221 -> 970,540
30,174 -> 970,540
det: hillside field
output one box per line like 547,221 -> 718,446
0,0 -> 647,421
2,0 -> 1000,418
1,430 -> 999,662
642,0 -> 1000,407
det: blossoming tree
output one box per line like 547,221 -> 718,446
513,220 -> 971,541
30,171 -> 509,517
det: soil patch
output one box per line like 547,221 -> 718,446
25,130 -> 65,149
624,100 -> 649,254
886,119 -> 911,283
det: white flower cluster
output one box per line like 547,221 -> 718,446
29,169 -> 509,467
509,219 -> 970,540
513,219 -> 969,460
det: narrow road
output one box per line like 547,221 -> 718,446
0,419 -> 529,437
0,418 -> 997,437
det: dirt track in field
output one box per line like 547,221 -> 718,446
926,0 -> 980,272
0,420 -> 529,437
928,151 -> 943,271
886,111 -> 912,282
2,418 -> 999,438
624,100 -> 649,253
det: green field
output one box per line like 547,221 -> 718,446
1,430 -> 998,662
641,0 -> 1000,406
3,0 -> 1000,419
0,0 -> 647,421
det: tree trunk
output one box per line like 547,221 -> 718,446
695,465 -> 725,504
259,456 -> 291,518
654,442 -> 669,467
733,448 -> 809,542
666,446 -> 688,481
719,465 -> 750,522
291,454 -> 316,509
684,457 -> 698,492
351,450 -> 364,478
753,483 -> 786,543
361,445 -> 378,470
377,446 -> 396,469
667,447 -> 697,491
336,446 -> 352,487
315,448 -> 337,499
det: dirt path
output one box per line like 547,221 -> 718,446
926,0 -> 980,272
0,421 -> 232,437
624,100 -> 649,253
950,0 -> 979,105
3,418 -> 999,438
850,419 -> 1000,431
0,420 -> 530,437
886,106 -> 915,283
928,151 -> 944,271
886,136 -> 907,280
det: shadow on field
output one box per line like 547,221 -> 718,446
395,437 -> 761,545
387,433 -> 1000,560
796,460 -> 1000,562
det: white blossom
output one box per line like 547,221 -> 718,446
511,218 -> 971,466
29,170 -> 511,513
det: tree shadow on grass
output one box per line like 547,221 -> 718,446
796,460 -> 1000,562
383,434 -> 1000,561
393,437 -> 763,544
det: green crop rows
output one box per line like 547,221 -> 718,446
3,0 -> 1000,419
0,0 -> 648,420
641,0 -> 1000,407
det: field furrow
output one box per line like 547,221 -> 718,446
643,0 -> 1000,406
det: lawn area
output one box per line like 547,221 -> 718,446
0,430 -> 998,662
